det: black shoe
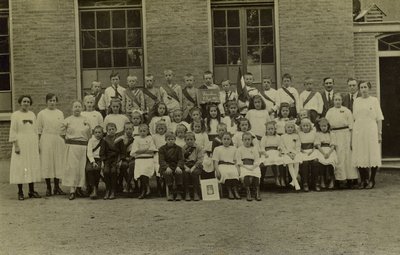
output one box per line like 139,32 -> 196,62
53,187 -> 66,195
18,192 -> 24,201
28,191 -> 42,198
76,188 -> 86,197
46,189 -> 52,197
69,193 -> 76,200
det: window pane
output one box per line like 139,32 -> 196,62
227,10 -> 239,27
0,37 -> 9,53
81,12 -> 95,29
82,31 -> 96,49
261,27 -> 273,45
113,30 -> 126,47
214,29 -> 226,46
0,18 -> 8,35
97,11 -> 110,29
213,10 -> 226,28
127,29 -> 142,47
247,46 -> 260,64
214,47 -> 227,65
228,47 -> 240,65
113,49 -> 127,67
127,10 -> 141,28
82,50 -> 96,68
228,29 -> 240,46
98,50 -> 112,67
97,30 -> 111,48
261,46 -> 274,63
0,74 -> 10,91
260,9 -> 273,26
247,28 -> 259,45
128,48 -> 143,66
112,10 -> 125,28
247,9 -> 259,27
0,54 -> 9,72
0,0 -> 9,9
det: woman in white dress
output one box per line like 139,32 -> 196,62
37,93 -> 66,196
9,95 -> 42,200
352,81 -> 384,189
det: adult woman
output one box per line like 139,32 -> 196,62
352,81 -> 384,189
326,93 -> 357,189
61,100 -> 91,200
9,95 -> 41,200
37,93 -> 66,196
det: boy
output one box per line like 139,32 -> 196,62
86,125 -> 105,199
100,122 -> 126,200
123,76 -> 145,117
104,72 -> 126,114
182,132 -> 203,201
299,77 -> 323,123
170,109 -> 190,133
182,73 -> 198,122
198,71 -> 220,118
321,77 -> 335,117
218,79 -> 237,117
277,73 -> 300,118
160,70 -> 182,116
259,76 -> 280,118
158,131 -> 185,201
238,72 -> 258,116
90,81 -> 106,118
342,78 -> 360,112
142,73 -> 161,115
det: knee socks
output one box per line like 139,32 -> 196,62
54,178 -> 60,189
28,183 -> 34,192
253,177 -> 260,188
244,176 -> 251,188
18,184 -> 23,193
87,171 -> 95,187
370,167 -> 377,182
45,178 -> 51,190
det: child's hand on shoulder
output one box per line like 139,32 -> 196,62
184,166 -> 190,173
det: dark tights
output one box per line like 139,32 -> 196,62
18,183 -> 34,193
45,178 -> 61,190
86,171 -> 101,189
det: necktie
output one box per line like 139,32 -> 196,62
328,93 -> 331,106
114,85 -> 119,99
225,91 -> 229,102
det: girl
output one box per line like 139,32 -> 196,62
315,118 -> 338,189
81,95 -> 104,132
170,109 -> 190,133
351,81 -> 384,189
9,95 -> 42,200
104,99 -> 130,137
212,132 -> 240,200
260,121 -> 285,189
211,123 -> 229,154
153,120 -> 168,196
191,120 -> 209,150
61,100 -> 91,200
326,93 -> 357,189
236,132 -> 262,201
275,102 -> 295,135
298,118 -> 320,191
296,108 -> 310,127
175,124 -> 187,148
281,122 -> 302,191
222,100 -> 241,134
205,103 -> 222,141
232,118 -> 260,150
246,95 -> 271,140
149,102 -> 172,135
130,124 -> 158,199
189,107 -> 203,123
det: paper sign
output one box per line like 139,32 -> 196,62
197,89 -> 220,104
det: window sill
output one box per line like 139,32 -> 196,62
0,113 -> 12,121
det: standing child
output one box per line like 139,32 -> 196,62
130,124 -> 158,199
160,70 -> 182,116
182,73 -> 198,122
211,123 -> 228,153
299,77 -> 323,123
142,73 -> 161,121
158,132 -> 185,201
152,120 -> 168,196
259,76 -> 280,118
104,72 -> 126,114
175,124 -> 188,148
238,72 -> 258,116
205,103 -> 223,142
222,100 -> 241,134
149,102 -> 172,135
191,120 -> 209,150
274,102 -> 294,135
281,122 -> 302,191
90,81 -> 107,118
118,122 -> 137,197
123,76 -> 145,118
213,132 -> 240,200
81,95 -> 104,132
103,99 -> 130,136
218,79 -> 237,117
198,71 -> 220,118
170,109 -> 190,133
246,95 -> 271,140
232,118 -> 260,150
189,107 -> 203,123
277,73 -> 300,118
236,132 -> 262,201
131,110 -> 143,137
86,125 -> 105,199
100,122 -> 126,200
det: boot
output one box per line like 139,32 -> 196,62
175,190 -> 182,201
255,187 -> 261,201
193,190 -> 200,201
366,167 -> 377,189
246,187 -> 252,201
328,179 -> 334,189
90,186 -> 97,199
103,190 -> 110,200
167,185 -> 174,201
233,185 -> 241,200
109,190 -> 115,200
185,189 -> 191,201
303,183 -> 309,192
320,174 -> 326,189
279,166 -> 287,187
226,180 -> 234,200
138,189 -> 146,199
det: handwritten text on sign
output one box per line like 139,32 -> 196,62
197,89 -> 220,104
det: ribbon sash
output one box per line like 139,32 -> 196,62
125,89 -> 141,108
182,87 -> 196,105
282,86 -> 296,102
302,91 -> 316,107
161,83 -> 180,102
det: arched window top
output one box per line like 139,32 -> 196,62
378,34 -> 400,51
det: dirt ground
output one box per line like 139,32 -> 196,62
1,169 -> 400,255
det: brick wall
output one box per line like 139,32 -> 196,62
0,122 -> 11,160
278,0 -> 355,94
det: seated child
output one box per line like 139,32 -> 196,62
149,102 -> 171,135
170,109 -> 190,133
86,125 -> 105,199
222,100 -> 241,134
119,122 -> 137,197
158,132 -> 185,201
232,118 -> 260,150
281,122 -> 302,191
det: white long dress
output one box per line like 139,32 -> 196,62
281,133 -> 303,164
37,108 -> 66,179
212,146 -> 239,183
131,136 -> 157,180
315,132 -> 338,167
352,97 -> 384,167
298,130 -> 319,161
9,111 -> 41,184
259,135 -> 284,166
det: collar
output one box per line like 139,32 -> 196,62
350,91 -> 358,97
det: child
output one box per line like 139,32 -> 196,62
277,73 -> 300,118
191,120 -> 209,150
299,77 -> 323,123
260,121 -> 285,189
103,99 -> 130,137
123,76 -> 145,117
81,95 -> 104,132
198,71 -> 220,118
218,79 -> 237,117
170,109 -> 190,133
182,73 -> 198,122
131,110 -> 143,137
295,108 -> 310,129
149,102 -> 172,135
90,81 -> 106,118
236,132 -> 262,201
205,103 -> 222,142
259,76 -> 280,118
142,73 -> 161,118
100,122 -> 126,200
175,124 -> 188,148
298,118 -> 320,192
158,132 -> 185,201
315,118 -> 339,190
232,118 -> 260,150
86,125 -> 105,199
222,100 -> 241,134
182,132 -> 203,201
160,70 -> 182,116
152,120 -> 168,196
238,72 -> 258,116
130,124 -> 158,199
189,107 -> 203,123
274,102 -> 294,135
213,132 -> 240,199
211,123 -> 231,153
245,95 -> 271,140
281,122 -> 302,191
104,72 -> 126,114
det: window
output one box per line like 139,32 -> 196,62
378,34 -> 400,51
79,0 -> 143,95
212,5 -> 276,87
0,0 -> 11,113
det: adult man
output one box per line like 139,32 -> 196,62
342,78 -> 361,112
321,77 -> 335,117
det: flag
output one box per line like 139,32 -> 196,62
236,66 -> 248,102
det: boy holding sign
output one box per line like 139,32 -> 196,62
198,71 -> 220,118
